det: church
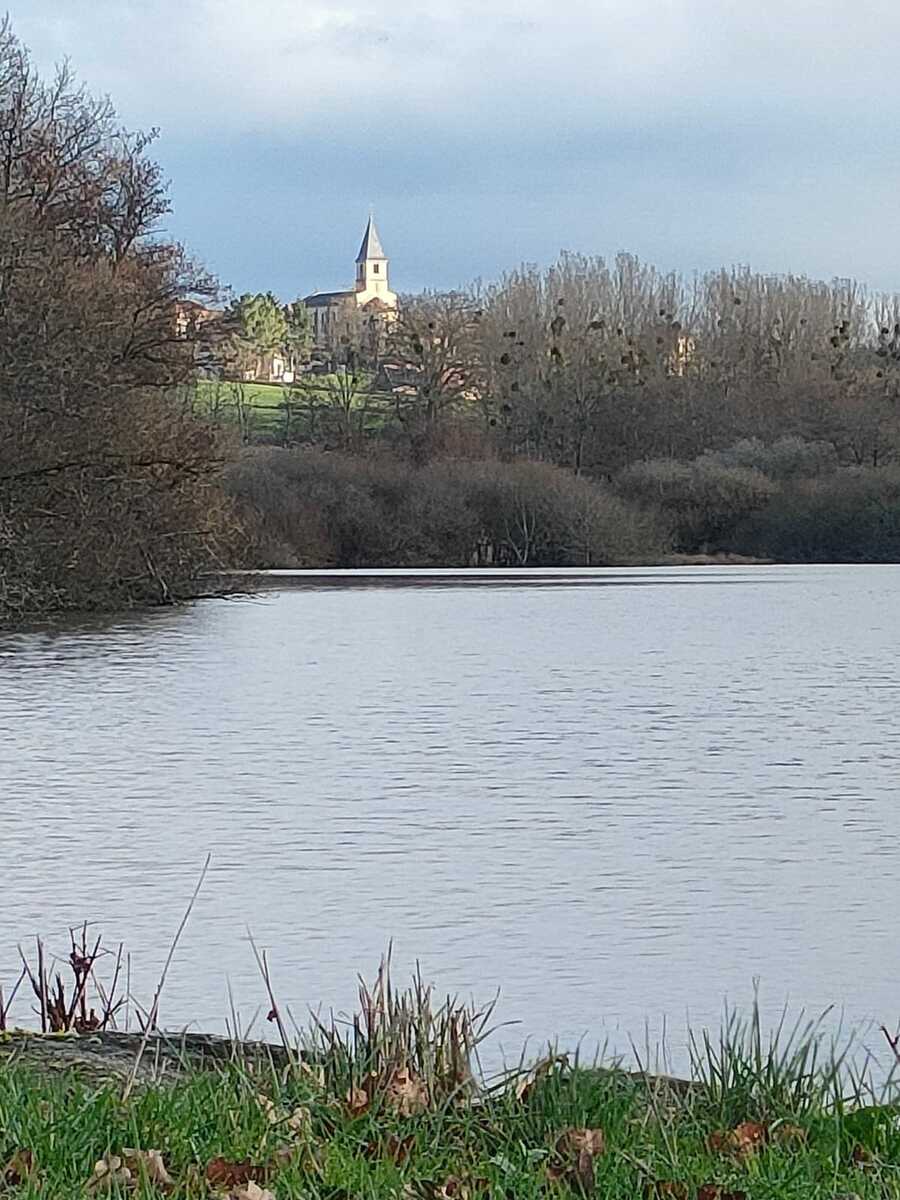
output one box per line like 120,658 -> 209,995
304,215 -> 398,355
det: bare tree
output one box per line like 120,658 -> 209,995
387,293 -> 481,432
0,20 -> 239,618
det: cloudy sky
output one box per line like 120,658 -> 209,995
17,0 -> 900,299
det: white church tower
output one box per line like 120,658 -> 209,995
354,214 -> 396,307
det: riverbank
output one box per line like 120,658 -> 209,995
1,1023 -> 897,1199
1,942 -> 899,1199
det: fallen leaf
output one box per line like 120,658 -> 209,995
2,1150 -> 35,1187
772,1123 -> 808,1148
572,1148 -> 595,1195
708,1121 -> 768,1157
286,1106 -> 311,1136
697,1187 -> 748,1200
548,1129 -> 605,1195
229,1184 -> 276,1200
851,1143 -> 873,1166
346,1084 -> 370,1118
555,1128 -> 606,1158
643,1183 -> 689,1200
514,1053 -> 567,1102
256,1093 -> 280,1124
205,1157 -> 259,1188
88,1154 -> 132,1191
386,1066 -> 429,1116
122,1148 -> 174,1190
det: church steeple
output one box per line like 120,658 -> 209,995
355,214 -> 389,296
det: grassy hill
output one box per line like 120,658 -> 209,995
194,377 -> 389,439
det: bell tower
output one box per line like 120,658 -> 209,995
355,214 -> 389,299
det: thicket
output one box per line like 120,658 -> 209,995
227,449 -> 670,568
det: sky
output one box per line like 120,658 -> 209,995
16,0 -> 900,300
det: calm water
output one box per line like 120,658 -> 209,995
2,565 -> 899,1070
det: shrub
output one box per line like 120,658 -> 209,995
734,467 -> 900,562
615,458 -> 776,552
701,436 -> 838,482
226,450 -> 670,568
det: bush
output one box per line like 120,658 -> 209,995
733,468 -> 900,562
701,436 -> 838,482
226,449 -> 670,568
615,458 -> 776,552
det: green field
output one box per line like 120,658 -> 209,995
194,378 -> 389,439
197,379 -> 288,408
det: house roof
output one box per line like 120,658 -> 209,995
356,215 -> 386,263
303,290 -> 355,307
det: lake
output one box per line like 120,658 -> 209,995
2,565 -> 899,1073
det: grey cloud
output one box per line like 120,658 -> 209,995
15,0 -> 900,297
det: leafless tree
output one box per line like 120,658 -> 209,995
0,20 -> 240,618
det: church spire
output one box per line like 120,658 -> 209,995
356,214 -> 386,264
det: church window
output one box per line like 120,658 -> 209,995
373,263 -> 380,274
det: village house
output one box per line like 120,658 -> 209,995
304,215 -> 398,358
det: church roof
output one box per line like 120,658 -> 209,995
356,215 -> 386,263
303,290 -> 355,307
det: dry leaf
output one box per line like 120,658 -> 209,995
555,1128 -> 606,1158
697,1187 -> 748,1200
572,1148 -> 595,1195
514,1054 -> 566,1102
386,1066 -> 429,1116
346,1084 -> 371,1117
2,1150 -> 35,1187
708,1121 -> 768,1157
206,1157 -> 259,1188
772,1123 -> 808,1148
644,1183 -> 690,1200
256,1093 -> 280,1124
286,1106 -> 311,1136
229,1184 -> 276,1200
88,1154 -> 133,1191
548,1129 -> 604,1195
732,1121 -> 768,1153
123,1148 -> 174,1190
298,1058 -> 326,1089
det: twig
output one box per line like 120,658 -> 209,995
122,854 -> 211,1101
881,1025 -> 900,1064
36,937 -> 46,1033
247,929 -> 298,1072
0,968 -> 26,1032
64,928 -> 102,1030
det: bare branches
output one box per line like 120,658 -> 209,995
13,927 -> 127,1034
0,19 -> 240,620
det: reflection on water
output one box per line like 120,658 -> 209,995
2,565 -> 899,1069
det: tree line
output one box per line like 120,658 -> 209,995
229,259 -> 900,567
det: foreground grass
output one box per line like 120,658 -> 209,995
3,940 -> 899,1197
2,1051 -> 899,1198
